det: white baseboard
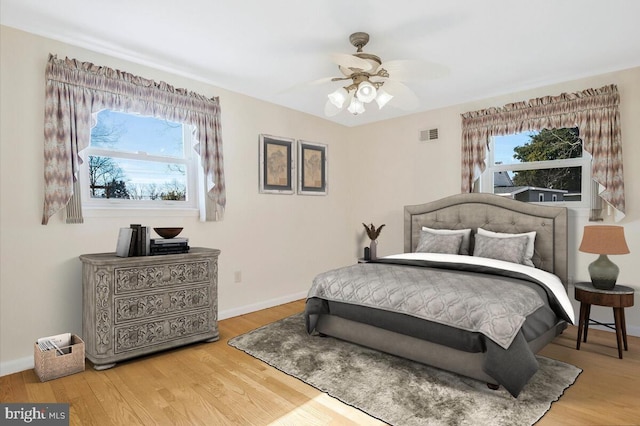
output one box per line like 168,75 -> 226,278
587,324 -> 640,337
0,291 -> 308,378
218,291 -> 307,320
0,356 -> 34,377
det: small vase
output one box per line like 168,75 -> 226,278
369,239 -> 378,260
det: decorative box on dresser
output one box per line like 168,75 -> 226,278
80,247 -> 221,370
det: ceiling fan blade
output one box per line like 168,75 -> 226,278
378,60 -> 449,82
380,80 -> 420,111
307,76 -> 337,86
278,77 -> 335,95
329,53 -> 373,71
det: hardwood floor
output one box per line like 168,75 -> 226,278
2,300 -> 639,425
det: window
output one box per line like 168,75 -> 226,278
480,128 -> 591,206
80,110 -> 199,210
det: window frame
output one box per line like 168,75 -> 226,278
480,130 -> 592,208
79,112 -> 200,212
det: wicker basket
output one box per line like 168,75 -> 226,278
34,334 -> 85,382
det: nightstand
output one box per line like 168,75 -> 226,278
575,281 -> 635,359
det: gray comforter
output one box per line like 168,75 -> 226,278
305,257 -> 569,397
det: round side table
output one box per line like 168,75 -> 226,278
574,282 -> 635,359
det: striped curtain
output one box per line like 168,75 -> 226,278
460,84 -> 625,219
42,54 -> 226,224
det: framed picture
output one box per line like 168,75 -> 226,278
259,134 -> 295,194
297,140 -> 328,195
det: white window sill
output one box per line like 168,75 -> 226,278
82,207 -> 199,218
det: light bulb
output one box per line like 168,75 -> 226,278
355,81 -> 377,103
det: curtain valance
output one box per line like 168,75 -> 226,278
461,84 -> 625,218
42,54 -> 226,224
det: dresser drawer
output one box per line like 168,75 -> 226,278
114,260 -> 211,294
114,285 -> 211,324
114,309 -> 213,353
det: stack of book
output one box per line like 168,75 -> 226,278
116,224 -> 151,257
116,224 -> 190,257
150,237 -> 190,255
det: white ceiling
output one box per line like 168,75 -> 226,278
2,0 -> 640,127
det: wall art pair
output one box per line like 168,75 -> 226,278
259,134 -> 327,195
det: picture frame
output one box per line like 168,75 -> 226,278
259,134 -> 295,194
297,140 -> 328,195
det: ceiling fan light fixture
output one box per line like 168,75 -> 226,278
375,88 -> 394,109
347,97 -> 365,115
328,87 -> 349,109
355,81 -> 377,103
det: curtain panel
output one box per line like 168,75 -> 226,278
42,54 -> 226,224
460,84 -> 625,218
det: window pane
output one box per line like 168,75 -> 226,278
493,131 -> 537,165
493,128 -> 582,165
493,166 -> 582,202
89,156 -> 187,201
91,110 -> 184,158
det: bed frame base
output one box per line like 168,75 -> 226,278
315,314 -> 566,387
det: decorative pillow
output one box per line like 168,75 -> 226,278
476,228 -> 536,267
473,234 -> 530,265
421,226 -> 472,255
416,231 -> 464,254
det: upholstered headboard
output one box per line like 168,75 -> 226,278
404,193 -> 568,288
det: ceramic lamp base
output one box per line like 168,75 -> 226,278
588,254 -> 619,290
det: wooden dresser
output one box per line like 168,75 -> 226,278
80,247 -> 220,370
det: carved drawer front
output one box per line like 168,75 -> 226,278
114,285 -> 210,324
114,310 -> 213,353
114,260 -> 211,294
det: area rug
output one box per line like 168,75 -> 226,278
228,313 -> 581,426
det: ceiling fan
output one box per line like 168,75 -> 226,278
322,32 -> 448,117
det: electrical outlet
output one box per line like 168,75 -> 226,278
234,271 -> 242,283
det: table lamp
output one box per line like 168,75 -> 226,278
578,225 -> 629,290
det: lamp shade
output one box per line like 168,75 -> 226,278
328,87 -> 349,109
347,97 -> 365,115
355,81 -> 377,103
579,225 -> 630,255
375,88 -> 394,109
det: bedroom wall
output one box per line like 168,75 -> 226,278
0,26 -> 356,375
347,66 -> 640,336
2,25 -> 638,376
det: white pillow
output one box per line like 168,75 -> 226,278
421,226 -> 472,255
476,228 -> 536,267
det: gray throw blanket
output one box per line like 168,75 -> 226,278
307,262 -> 544,350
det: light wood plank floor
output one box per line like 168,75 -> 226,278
2,300 -> 639,425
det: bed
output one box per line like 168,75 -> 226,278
304,193 -> 574,397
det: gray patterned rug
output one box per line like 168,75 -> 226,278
228,313 -> 581,426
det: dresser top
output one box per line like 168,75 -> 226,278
80,247 -> 220,264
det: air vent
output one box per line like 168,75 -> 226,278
419,128 -> 439,141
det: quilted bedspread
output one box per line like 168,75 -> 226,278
308,261 -> 544,350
